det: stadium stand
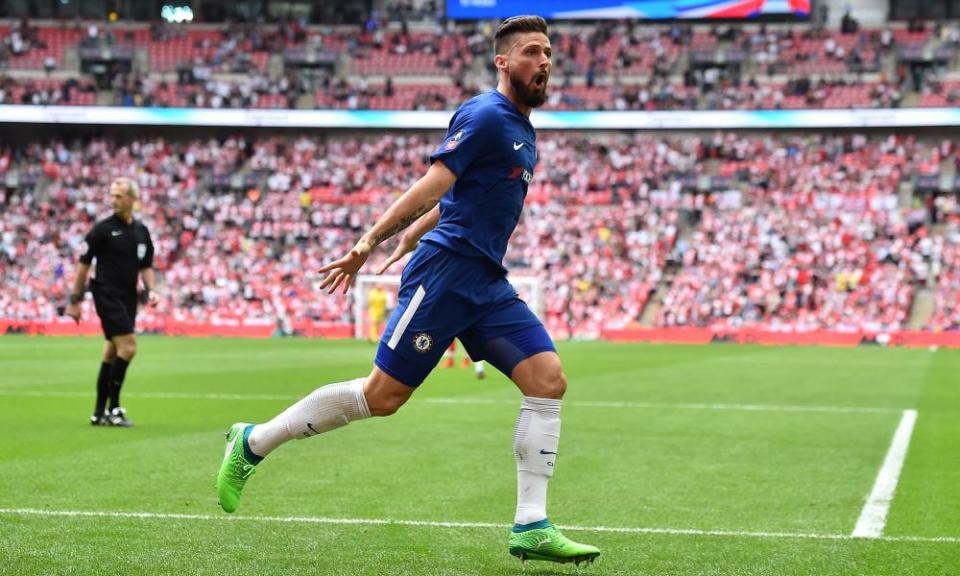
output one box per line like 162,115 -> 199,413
2,8 -> 960,341
929,233 -> 960,332
1,18 -> 959,111
1,131 -> 957,337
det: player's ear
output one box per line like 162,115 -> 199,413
494,54 -> 507,72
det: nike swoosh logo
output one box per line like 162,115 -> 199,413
513,142 -> 525,150
224,434 -> 238,459
539,449 -> 557,455
111,231 -> 123,236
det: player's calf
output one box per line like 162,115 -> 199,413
217,378 -> 374,513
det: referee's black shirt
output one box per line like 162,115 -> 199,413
79,214 -> 155,296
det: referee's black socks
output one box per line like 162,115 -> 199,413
94,362 -> 112,416
108,357 -> 130,411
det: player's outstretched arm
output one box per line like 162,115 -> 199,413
376,204 -> 440,275
65,263 -> 91,323
318,161 -> 456,295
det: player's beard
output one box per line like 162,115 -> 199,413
510,68 -> 548,108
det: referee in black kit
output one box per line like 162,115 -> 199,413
65,177 -> 158,427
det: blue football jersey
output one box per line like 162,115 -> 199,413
423,90 -> 537,273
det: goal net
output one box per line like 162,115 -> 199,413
353,274 -> 543,340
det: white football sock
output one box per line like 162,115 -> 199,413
247,378 -> 370,458
474,361 -> 485,374
513,396 -> 562,526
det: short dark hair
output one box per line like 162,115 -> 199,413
494,15 -> 548,55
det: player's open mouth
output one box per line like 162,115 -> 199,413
533,73 -> 547,89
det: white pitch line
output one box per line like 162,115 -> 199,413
0,390 -> 293,401
852,409 -> 919,538
0,507 -> 956,544
0,389 -> 902,415
423,397 -> 900,414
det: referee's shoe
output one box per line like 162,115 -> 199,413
107,407 -> 134,427
90,412 -> 110,426
90,408 -> 134,427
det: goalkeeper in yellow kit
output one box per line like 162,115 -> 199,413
367,285 -> 389,343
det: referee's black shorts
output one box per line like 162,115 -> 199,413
92,286 -> 137,340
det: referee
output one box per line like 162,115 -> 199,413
65,177 -> 158,427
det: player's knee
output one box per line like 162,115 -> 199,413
366,393 -> 406,417
532,357 -> 567,398
525,365 -> 566,399
542,369 -> 567,399
118,342 -> 137,359
362,378 -> 412,417
514,353 -> 567,399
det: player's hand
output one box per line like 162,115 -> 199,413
376,235 -> 417,275
147,291 -> 160,308
65,303 -> 81,324
318,240 -> 372,295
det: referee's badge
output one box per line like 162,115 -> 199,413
137,243 -> 146,259
412,333 -> 434,353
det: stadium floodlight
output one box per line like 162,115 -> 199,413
161,5 -> 194,23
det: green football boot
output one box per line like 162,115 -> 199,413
508,522 -> 600,565
217,423 -> 258,513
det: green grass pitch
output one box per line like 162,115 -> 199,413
1,336 -> 958,575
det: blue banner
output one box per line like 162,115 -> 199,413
446,0 -> 810,20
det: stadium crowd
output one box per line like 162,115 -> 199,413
929,231 -> 960,331
2,132 -> 958,337
657,133 -> 942,332
2,18 -> 959,111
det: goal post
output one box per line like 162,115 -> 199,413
353,274 -> 543,340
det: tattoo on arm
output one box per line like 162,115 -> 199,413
371,203 -> 433,247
